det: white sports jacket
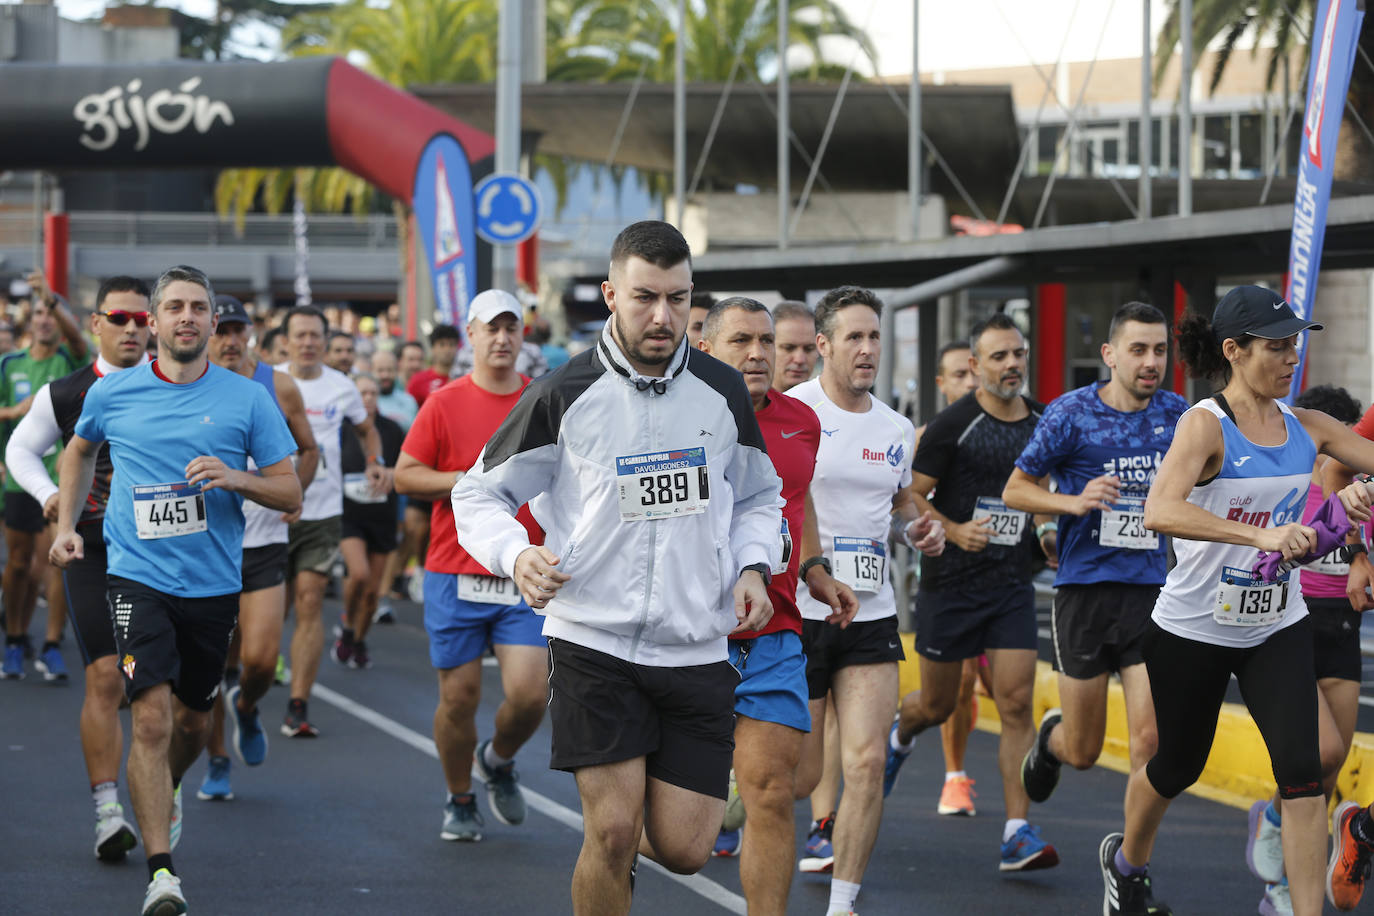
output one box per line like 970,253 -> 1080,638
453,323 -> 783,666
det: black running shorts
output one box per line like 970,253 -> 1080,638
547,637 -> 738,799
3,490 -> 45,534
1308,596 -> 1362,682
914,581 -> 1037,661
107,575 -> 239,712
241,543 -> 288,594
801,615 -> 905,700
65,521 -> 112,666
1050,582 -> 1158,679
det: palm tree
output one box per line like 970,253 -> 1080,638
1153,0 -> 1373,180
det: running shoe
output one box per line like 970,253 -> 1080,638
281,698 -> 319,738
999,823 -> 1059,872
93,800 -> 137,862
229,685 -> 268,766
1327,800 -> 1374,910
712,827 -> 742,857
938,776 -> 977,816
348,640 -> 372,670
141,868 -> 186,916
373,602 -> 395,624
1246,799 -> 1285,884
408,572 -> 425,603
472,739 -> 527,826
1259,879 -> 1292,916
34,645 -> 68,681
883,718 -> 912,798
722,768 -> 746,831
196,755 -> 233,801
1100,832 -> 1172,915
169,784 -> 183,851
440,795 -> 484,842
331,636 -> 353,667
799,813 -> 835,873
2,643 -> 23,679
273,653 -> 286,686
1021,707 -> 1063,804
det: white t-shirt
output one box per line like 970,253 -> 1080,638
790,378 -> 916,623
279,364 -> 367,521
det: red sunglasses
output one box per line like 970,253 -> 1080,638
100,310 -> 150,327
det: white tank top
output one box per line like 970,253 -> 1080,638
1152,399 -> 1315,648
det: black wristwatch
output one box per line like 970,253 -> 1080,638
1343,542 -> 1369,563
799,556 -> 832,581
741,562 -> 772,585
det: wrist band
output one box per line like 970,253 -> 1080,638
799,556 -> 832,580
1035,521 -> 1058,539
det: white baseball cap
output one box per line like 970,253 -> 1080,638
467,289 -> 523,328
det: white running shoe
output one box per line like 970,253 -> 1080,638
141,868 -> 186,916
1246,800 -> 1285,884
94,801 -> 137,861
169,784 -> 183,852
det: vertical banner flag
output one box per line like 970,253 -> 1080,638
1285,0 -> 1365,401
412,133 -> 477,330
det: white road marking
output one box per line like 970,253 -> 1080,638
310,680 -> 748,914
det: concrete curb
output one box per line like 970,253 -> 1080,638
896,633 -> 1374,811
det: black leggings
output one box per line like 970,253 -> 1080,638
1143,618 -> 1322,800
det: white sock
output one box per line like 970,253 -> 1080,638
483,742 -> 514,770
827,879 -> 861,914
945,771 -> 967,782
890,726 -> 915,753
92,781 -> 118,810
1003,818 -> 1028,843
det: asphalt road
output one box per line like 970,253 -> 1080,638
0,592 -> 1354,915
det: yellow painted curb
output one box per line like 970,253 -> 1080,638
896,632 -> 1374,811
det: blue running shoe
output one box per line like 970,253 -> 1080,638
196,756 -> 233,801
713,828 -> 742,857
472,739 -> 526,826
35,645 -> 69,682
2,643 -> 23,679
440,795 -> 484,842
228,685 -> 268,766
883,718 -> 912,798
799,813 -> 835,873
1000,823 -> 1059,872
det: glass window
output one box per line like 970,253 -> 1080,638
1203,115 -> 1230,177
1238,113 -> 1263,176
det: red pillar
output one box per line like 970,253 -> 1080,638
1172,282 -> 1187,394
517,235 -> 538,292
43,212 -> 68,299
1035,283 -> 1066,402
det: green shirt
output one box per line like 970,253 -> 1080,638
0,345 -> 89,493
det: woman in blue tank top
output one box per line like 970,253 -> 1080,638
1099,287 -> 1374,916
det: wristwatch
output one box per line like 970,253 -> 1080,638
741,562 -> 772,585
799,556 -> 832,581
1343,542 -> 1369,563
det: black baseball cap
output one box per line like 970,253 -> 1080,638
1212,286 -> 1321,342
213,295 -> 251,326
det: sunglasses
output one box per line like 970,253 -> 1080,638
100,310 -> 150,327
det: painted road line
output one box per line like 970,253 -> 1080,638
310,679 -> 748,915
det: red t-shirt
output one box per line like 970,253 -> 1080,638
407,368 -> 449,407
1354,402 -> 1374,442
401,375 -> 543,575
742,389 -> 821,638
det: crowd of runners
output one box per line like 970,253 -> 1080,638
7,221 -> 1374,916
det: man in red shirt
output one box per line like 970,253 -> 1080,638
405,323 -> 460,408
698,297 -> 858,915
395,289 -> 547,843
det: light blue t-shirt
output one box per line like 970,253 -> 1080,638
1015,382 -> 1188,587
75,361 -> 297,597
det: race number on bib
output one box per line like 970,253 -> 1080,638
1214,566 -> 1289,628
133,481 -> 207,540
1098,497 -> 1158,550
616,447 -> 710,521
773,518 -> 793,576
1313,532 -> 1364,577
456,573 -> 522,606
343,472 -> 386,505
834,536 -> 885,593
973,497 -> 1027,547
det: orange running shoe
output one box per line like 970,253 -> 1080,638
1328,800 -> 1374,910
938,776 -> 977,816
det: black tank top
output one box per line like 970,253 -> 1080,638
50,364 -> 112,524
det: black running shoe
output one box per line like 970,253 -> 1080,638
1101,832 -> 1171,915
1021,707 -> 1063,803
